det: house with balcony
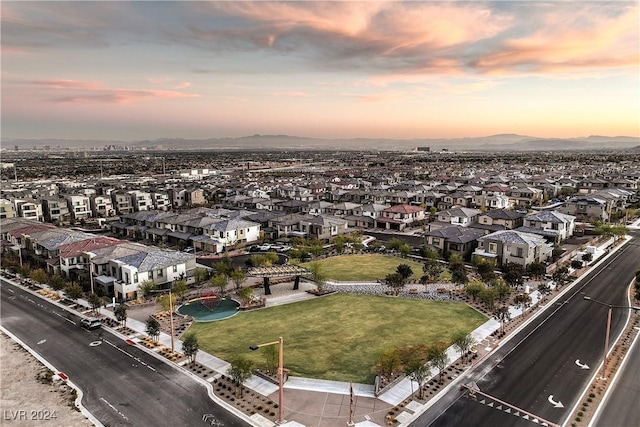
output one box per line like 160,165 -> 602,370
41,196 -> 71,223
151,191 -> 171,211
0,198 -> 17,220
111,191 -> 134,215
376,204 -> 426,231
474,230 -> 552,268
434,207 -> 480,228
90,194 -> 115,217
516,211 -> 575,244
423,225 -> 485,260
476,210 -> 524,231
128,190 -> 153,212
64,194 -> 92,220
14,199 -> 44,221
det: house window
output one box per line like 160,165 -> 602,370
133,272 -> 138,282
432,238 -> 440,245
173,265 -> 178,273
517,248 -> 524,258
489,243 -> 497,253
157,269 -> 163,277
148,271 -> 153,279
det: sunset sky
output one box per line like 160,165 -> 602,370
2,1 -> 639,141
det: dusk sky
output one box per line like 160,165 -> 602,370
2,1 -> 639,141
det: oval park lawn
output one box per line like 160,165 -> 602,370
187,293 -> 486,384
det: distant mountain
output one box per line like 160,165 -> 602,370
2,134 -> 638,151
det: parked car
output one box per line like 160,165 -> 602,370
80,317 -> 102,330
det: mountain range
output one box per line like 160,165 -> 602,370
3,134 -> 638,152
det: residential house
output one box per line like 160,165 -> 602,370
14,199 -> 44,221
423,225 -> 485,260
517,211 -> 575,243
474,230 -> 552,268
64,194 -> 92,220
434,207 -> 480,228
128,190 -> 153,212
0,199 -> 16,220
476,210 -> 524,230
90,194 -> 115,217
376,204 -> 426,231
111,191 -> 134,215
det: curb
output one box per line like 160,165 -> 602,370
0,325 -> 104,427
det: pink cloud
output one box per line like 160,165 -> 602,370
271,91 -> 315,98
473,4 -> 639,75
29,79 -> 199,104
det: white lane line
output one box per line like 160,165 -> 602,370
52,311 -> 76,324
100,398 -> 129,421
103,339 -> 157,372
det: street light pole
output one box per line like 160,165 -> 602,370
583,295 -> 640,380
250,337 -> 284,424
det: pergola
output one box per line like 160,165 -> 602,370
247,265 -> 312,295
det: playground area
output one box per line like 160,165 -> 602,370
177,289 -> 241,322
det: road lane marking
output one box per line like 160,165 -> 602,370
100,398 -> 128,421
575,359 -> 590,369
103,339 -> 157,372
37,339 -> 46,345
547,395 -> 564,408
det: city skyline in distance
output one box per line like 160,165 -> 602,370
2,1 -> 639,141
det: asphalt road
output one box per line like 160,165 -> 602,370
0,280 -> 250,427
591,323 -> 640,427
415,234 -> 640,427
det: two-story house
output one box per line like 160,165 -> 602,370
474,230 -> 552,268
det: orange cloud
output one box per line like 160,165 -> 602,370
30,79 -> 199,104
474,3 -> 639,75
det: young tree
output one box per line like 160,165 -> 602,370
88,293 -> 102,315
182,332 -> 199,365
49,274 -> 66,294
464,282 -> 484,302
552,266 -> 570,288
193,267 -> 209,284
514,293 -> 532,315
421,258 -> 444,283
451,266 -> 469,287
527,262 -> 546,279
493,305 -> 511,333
172,279 -> 188,301
582,252 -> 593,264
263,344 -> 278,375
64,282 -> 83,303
308,261 -> 327,293
490,278 -> 511,302
396,264 -> 413,281
385,272 -> 405,296
404,357 -> 430,399
571,259 -> 584,270
227,356 -> 254,398
230,269 -> 247,291
420,247 -> 439,260
237,286 -> 254,305
114,303 -> 128,327
503,263 -> 525,288
158,293 -> 177,312
145,316 -> 160,342
428,343 -> 449,384
476,259 -> 496,282
451,331 -> 475,363
479,287 -> 498,310
210,274 -> 229,296
138,279 -> 158,299
378,348 -> 401,377
29,268 -> 48,285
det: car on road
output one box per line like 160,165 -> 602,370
80,317 -> 102,330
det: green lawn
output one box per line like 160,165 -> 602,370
188,293 -> 486,384
301,254 -> 426,281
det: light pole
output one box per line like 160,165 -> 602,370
583,296 -> 640,380
152,286 -> 175,352
250,337 -> 284,424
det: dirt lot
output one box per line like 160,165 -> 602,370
0,333 -> 94,426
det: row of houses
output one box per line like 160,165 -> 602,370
1,217 -> 196,301
0,187 -> 205,221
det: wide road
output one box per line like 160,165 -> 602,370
415,233 -> 640,427
591,323 -> 640,427
1,279 -> 250,427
